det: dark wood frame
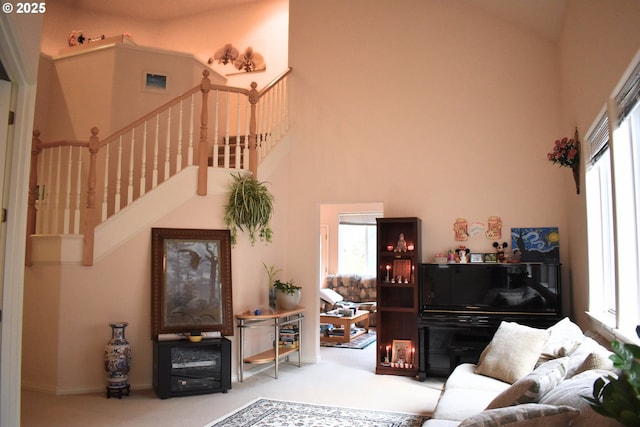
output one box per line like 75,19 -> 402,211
151,228 -> 233,338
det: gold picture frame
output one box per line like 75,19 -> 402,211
391,339 -> 413,364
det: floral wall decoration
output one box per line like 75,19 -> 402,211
208,44 -> 266,75
547,127 -> 581,194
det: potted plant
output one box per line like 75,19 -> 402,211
273,278 -> 302,310
224,172 -> 274,246
263,262 -> 282,309
178,312 -> 217,342
585,326 -> 640,426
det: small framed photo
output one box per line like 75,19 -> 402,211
470,253 -> 484,263
484,253 -> 497,263
143,71 -> 168,92
391,339 -> 413,364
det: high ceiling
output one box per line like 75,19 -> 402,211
58,0 -> 567,42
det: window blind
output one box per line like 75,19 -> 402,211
338,212 -> 382,226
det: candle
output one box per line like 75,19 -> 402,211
385,265 -> 391,281
411,347 -> 415,364
407,244 -> 415,251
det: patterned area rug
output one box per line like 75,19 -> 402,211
320,330 -> 376,349
204,398 -> 428,427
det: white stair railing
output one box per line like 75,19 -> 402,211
26,68 -> 291,266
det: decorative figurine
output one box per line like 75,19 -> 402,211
493,242 -> 508,263
395,233 -> 408,252
457,246 -> 470,263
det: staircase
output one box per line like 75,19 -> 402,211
26,68 -> 292,266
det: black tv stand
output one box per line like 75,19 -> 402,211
153,337 -> 231,399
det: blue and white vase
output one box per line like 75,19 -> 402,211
104,322 -> 131,398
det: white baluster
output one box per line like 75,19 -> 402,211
43,147 -> 54,233
213,90 -> 220,167
188,94 -> 194,166
224,92 -> 230,168
102,141 -> 110,221
235,92 -> 241,169
115,136 -> 123,213
140,121 -> 147,197
187,94 -> 195,166
164,108 -> 171,181
36,148 -> 47,234
63,146 -> 72,233
176,100 -> 183,172
127,129 -> 135,206
74,147 -> 82,234
52,146 -> 62,233
153,114 -> 159,188
243,100 -> 250,170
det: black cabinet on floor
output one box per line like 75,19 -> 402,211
153,338 -> 231,399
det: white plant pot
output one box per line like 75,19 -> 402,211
275,289 -> 301,310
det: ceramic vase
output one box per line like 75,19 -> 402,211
275,289 -> 301,310
104,322 -> 131,398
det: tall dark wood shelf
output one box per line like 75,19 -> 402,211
375,217 -> 421,377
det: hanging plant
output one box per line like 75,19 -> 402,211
224,173 -> 274,245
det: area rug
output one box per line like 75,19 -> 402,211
204,397 -> 428,427
320,330 -> 376,349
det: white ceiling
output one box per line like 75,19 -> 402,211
58,0 -> 567,42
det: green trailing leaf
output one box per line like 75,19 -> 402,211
583,326 -> 640,427
224,173 -> 274,246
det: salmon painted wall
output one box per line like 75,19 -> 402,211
21,0 -> 640,393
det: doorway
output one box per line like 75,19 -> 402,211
318,202 -> 383,357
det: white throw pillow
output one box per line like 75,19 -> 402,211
319,288 -> 344,305
539,317 -> 585,361
475,321 -> 550,384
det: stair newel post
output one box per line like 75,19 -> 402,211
198,70 -> 211,196
83,127 -> 99,266
248,81 -> 259,177
25,130 -> 43,266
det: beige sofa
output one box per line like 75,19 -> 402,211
320,274 -> 377,326
424,318 -> 622,427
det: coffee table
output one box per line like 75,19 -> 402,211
320,309 -> 370,344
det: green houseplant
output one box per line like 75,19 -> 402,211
224,173 -> 274,245
273,278 -> 302,310
584,326 -> 640,426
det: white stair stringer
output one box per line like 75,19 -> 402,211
30,167 -> 246,265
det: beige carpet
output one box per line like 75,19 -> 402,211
21,342 -> 444,427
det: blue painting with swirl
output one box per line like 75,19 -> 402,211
511,227 -> 560,264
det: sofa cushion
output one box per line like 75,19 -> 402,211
445,363 -> 512,393
458,404 -> 580,427
433,388 -> 505,422
486,357 -> 569,409
539,369 -> 621,427
565,337 -> 614,378
476,321 -> 550,384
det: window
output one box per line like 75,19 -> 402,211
586,53 -> 640,342
338,212 -> 381,276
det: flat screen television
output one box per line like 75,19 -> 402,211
418,263 -> 560,315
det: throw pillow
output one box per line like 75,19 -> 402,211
476,321 -> 550,384
486,357 -> 569,409
319,288 -> 344,306
458,403 -> 579,427
539,369 -> 621,427
539,317 -> 585,362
